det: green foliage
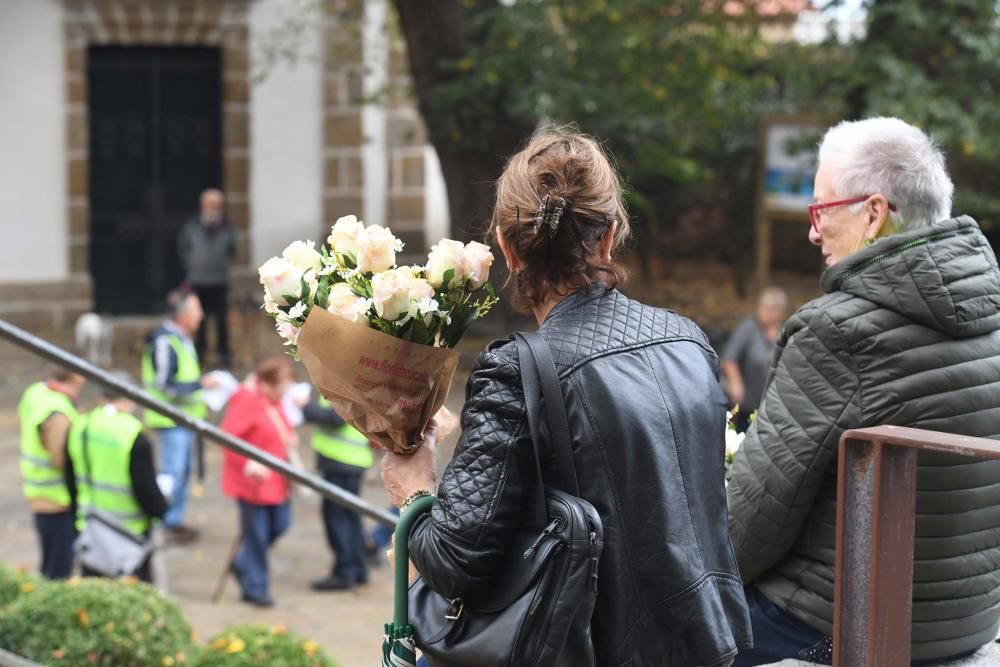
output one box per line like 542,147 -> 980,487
0,577 -> 196,666
426,0 -> 848,263
418,0 -> 1000,261
197,625 -> 337,667
0,562 -> 44,610
852,0 -> 1000,234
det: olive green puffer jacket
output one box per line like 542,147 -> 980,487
728,215 -> 1000,661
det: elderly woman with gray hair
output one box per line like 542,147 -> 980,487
728,117 -> 1000,665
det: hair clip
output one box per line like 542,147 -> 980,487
534,195 -> 566,238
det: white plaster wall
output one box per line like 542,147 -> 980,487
249,0 -> 325,266
0,0 -> 68,283
424,145 -> 450,245
362,0 -> 388,228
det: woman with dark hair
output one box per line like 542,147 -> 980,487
382,127 -> 751,666
220,356 -> 296,608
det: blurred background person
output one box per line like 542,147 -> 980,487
17,368 -> 86,579
302,396 -> 373,592
178,188 -> 236,369
142,290 -> 219,545
219,356 -> 296,608
721,287 -> 787,432
65,371 -> 166,583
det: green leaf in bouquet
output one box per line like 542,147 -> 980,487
299,275 -> 312,303
442,268 -> 455,288
409,316 -> 432,346
315,277 -> 331,309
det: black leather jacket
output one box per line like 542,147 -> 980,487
409,286 -> 752,666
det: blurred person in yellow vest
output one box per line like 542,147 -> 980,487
302,396 -> 374,591
17,367 -> 86,579
64,372 -> 167,582
141,289 -> 219,544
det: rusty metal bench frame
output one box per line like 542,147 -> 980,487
834,426 -> 1000,666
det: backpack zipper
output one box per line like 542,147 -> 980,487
523,518 -> 561,559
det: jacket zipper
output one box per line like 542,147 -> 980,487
838,228 -> 975,283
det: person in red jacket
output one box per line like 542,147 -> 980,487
220,356 -> 296,608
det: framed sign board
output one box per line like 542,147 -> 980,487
754,116 -> 825,288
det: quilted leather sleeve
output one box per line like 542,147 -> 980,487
727,305 -> 862,583
408,340 -> 537,599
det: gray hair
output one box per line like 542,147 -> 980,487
817,117 -> 953,231
758,286 -> 787,310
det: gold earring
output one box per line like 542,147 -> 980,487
864,236 -> 875,247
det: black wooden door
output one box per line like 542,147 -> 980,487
88,46 -> 222,314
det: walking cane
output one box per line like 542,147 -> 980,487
212,479 -> 261,603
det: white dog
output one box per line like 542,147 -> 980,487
74,313 -> 113,367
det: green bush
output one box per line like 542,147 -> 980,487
0,577 -> 196,666
197,625 -> 337,667
0,562 -> 43,610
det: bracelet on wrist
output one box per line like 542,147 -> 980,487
400,489 -> 434,514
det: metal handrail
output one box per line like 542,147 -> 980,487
834,425 -> 1000,666
0,319 -> 397,527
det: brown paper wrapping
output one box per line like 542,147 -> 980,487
297,307 -> 460,454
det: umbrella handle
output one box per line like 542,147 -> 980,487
393,495 -> 436,627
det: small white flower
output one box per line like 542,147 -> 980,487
724,417 -> 746,456
288,301 -> 308,319
275,320 -> 301,346
417,297 -> 440,316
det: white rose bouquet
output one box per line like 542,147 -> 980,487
258,215 -> 498,453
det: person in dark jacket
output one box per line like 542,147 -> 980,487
65,372 -> 167,582
381,127 -> 752,667
303,396 -> 374,591
178,188 -> 236,368
728,117 -> 1000,665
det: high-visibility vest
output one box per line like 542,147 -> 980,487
18,382 -> 77,506
310,399 -> 373,469
141,331 -> 205,429
66,406 -> 149,536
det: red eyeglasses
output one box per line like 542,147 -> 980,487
808,196 -> 897,233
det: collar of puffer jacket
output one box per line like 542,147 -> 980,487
821,215 -> 1000,338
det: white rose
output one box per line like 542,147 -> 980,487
356,225 -> 398,274
326,282 -> 369,325
258,257 -> 301,306
372,267 -> 428,321
327,215 -> 365,260
275,320 -> 301,346
462,241 -> 494,290
281,240 -> 323,272
425,239 -> 466,288
262,288 -> 280,314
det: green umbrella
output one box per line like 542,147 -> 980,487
382,495 -> 435,667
